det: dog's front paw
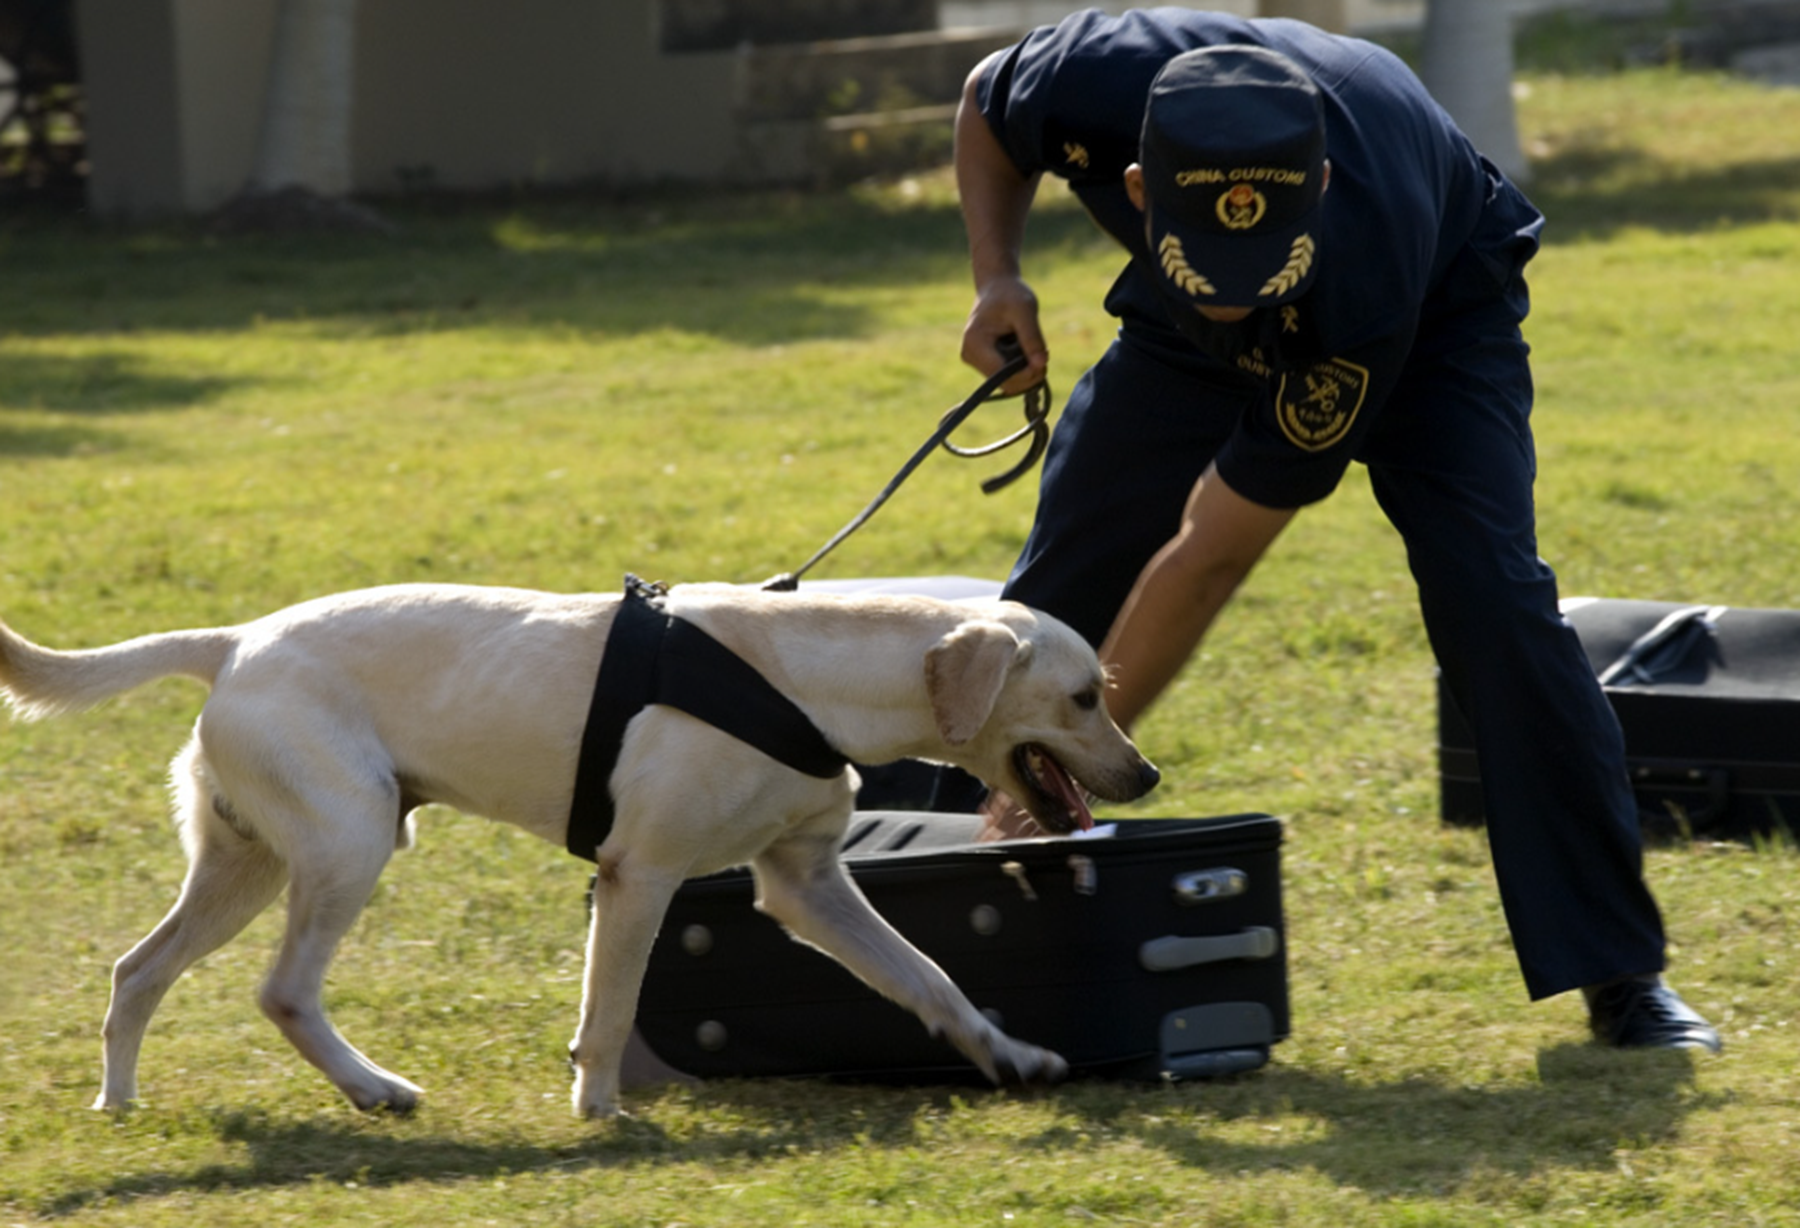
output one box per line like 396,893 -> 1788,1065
570,1064 -> 624,1120
346,1074 -> 425,1115
572,1087 -> 626,1119
941,1011 -> 1069,1090
988,1040 -> 1069,1089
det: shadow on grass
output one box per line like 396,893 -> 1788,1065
0,352 -> 248,416
4,143 -> 1795,355
31,1090 -> 932,1218
0,351 -> 257,456
1060,1043 -> 1719,1191
31,1044 -> 1718,1217
0,193 -> 1111,345
1530,146 -> 1800,241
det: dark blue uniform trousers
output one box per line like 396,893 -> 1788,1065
1002,269 -> 1668,1001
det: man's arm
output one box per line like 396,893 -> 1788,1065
1100,463 -> 1298,732
955,52 -> 1050,394
978,463 -> 1293,840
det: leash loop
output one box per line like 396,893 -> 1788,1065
940,378 -> 1051,495
763,343 -> 1049,592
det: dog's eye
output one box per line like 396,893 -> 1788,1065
1072,687 -> 1100,711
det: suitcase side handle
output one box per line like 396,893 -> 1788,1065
1139,927 -> 1280,972
1631,762 -> 1732,832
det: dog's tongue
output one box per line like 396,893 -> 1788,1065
1039,751 -> 1095,832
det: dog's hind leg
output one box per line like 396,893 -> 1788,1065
96,740 -> 289,1110
752,832 -> 1068,1089
192,706 -> 426,1113
255,796 -> 423,1114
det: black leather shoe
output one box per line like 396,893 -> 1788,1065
1585,976 -> 1722,1054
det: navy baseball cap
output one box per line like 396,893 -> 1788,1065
1140,46 -> 1327,307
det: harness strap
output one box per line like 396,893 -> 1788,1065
567,578 -> 667,860
659,618 -> 847,779
565,577 -> 849,862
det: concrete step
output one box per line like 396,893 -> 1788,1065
729,23 -> 1018,183
739,101 -> 959,184
736,25 -> 1018,121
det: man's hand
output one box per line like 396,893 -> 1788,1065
976,789 -> 1046,842
961,278 -> 1049,396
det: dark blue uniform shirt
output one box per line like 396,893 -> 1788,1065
976,7 -> 1544,508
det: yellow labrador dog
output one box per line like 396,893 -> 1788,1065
0,582 -> 1158,1118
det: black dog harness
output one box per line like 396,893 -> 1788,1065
565,576 -> 850,861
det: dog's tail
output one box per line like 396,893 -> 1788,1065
0,619 -> 236,721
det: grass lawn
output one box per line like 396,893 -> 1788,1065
4,49 -> 1800,1228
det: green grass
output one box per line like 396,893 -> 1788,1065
4,64 -> 1800,1226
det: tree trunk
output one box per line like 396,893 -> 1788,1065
1419,0 -> 1529,184
215,0 -> 388,232
250,0 -> 356,195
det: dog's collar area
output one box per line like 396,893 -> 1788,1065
566,576 -> 850,862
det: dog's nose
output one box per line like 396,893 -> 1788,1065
1134,758 -> 1161,797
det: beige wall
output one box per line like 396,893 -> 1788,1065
76,0 -> 278,215
75,0 -> 182,215
73,0 -> 1350,218
75,0 -> 745,217
174,0 -> 280,208
352,1 -> 739,194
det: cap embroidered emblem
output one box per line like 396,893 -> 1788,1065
1063,141 -> 1090,169
1216,183 -> 1267,231
1157,233 -> 1217,297
1258,233 -> 1315,298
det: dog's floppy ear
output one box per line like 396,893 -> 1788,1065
924,620 -> 1031,745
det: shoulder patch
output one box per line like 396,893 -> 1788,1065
1275,358 -> 1370,452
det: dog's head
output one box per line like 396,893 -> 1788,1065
923,602 -> 1159,833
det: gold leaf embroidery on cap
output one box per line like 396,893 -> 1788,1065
1259,233 -> 1316,298
1063,142 -> 1090,169
1157,234 -> 1217,297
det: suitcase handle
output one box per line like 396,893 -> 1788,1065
1631,763 -> 1732,832
1597,605 -> 1727,686
1139,927 -> 1280,972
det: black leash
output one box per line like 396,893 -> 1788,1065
762,341 -> 1051,592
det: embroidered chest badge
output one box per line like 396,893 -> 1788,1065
1275,357 -> 1370,452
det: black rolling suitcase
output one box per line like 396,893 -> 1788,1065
1440,597 -> 1800,841
634,812 -> 1289,1084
